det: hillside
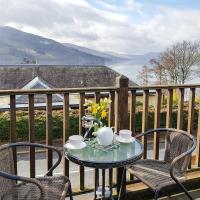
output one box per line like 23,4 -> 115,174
0,26 -> 108,65
0,26 -> 160,82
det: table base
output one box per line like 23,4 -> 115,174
94,168 -> 113,200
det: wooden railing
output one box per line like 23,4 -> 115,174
1,75 -> 200,194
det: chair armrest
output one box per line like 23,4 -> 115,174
135,128 -> 169,139
169,137 -> 196,180
135,128 -> 184,139
135,129 -> 154,139
0,170 -> 45,200
5,142 -> 62,176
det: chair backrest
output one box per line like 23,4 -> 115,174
164,130 -> 194,173
0,145 -> 15,197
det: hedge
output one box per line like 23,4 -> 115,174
134,109 -> 199,133
0,109 -> 198,142
0,111 -> 79,142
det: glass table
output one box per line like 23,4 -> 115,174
64,139 -> 143,200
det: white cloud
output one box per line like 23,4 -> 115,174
0,0 -> 200,54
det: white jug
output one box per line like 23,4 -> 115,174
96,127 -> 114,146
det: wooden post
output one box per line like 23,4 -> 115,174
153,89 -> 161,160
79,92 -> 85,190
177,88 -> 184,129
142,90 -> 149,159
130,90 -> 136,136
129,90 -> 136,180
28,94 -> 35,178
187,88 -> 195,168
115,75 -> 129,198
95,92 -> 100,103
63,93 -> 69,177
196,108 -> 200,167
46,94 -> 53,175
10,95 -> 17,175
109,91 -> 115,127
166,89 -> 173,128
187,88 -> 195,134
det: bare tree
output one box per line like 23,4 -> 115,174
137,65 -> 153,85
151,40 -> 200,84
149,59 -> 168,85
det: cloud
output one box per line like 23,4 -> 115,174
124,0 -> 143,14
0,0 -> 199,54
141,7 -> 200,48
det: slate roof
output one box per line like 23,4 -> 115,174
16,76 -> 63,104
0,65 -> 137,89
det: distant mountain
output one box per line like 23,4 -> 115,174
62,43 -> 125,64
63,43 -> 159,65
0,26 -> 159,71
0,26 -> 108,65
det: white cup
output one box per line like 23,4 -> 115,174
119,129 -> 132,140
69,135 -> 83,146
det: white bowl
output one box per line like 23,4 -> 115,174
69,135 -> 83,146
119,129 -> 132,140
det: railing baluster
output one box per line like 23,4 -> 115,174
153,89 -> 161,160
142,90 -> 149,159
10,95 -> 17,175
94,91 -> 101,190
130,90 -> 136,135
46,94 -> 53,175
79,92 -> 85,190
109,91 -> 115,127
95,91 -> 100,103
129,90 -> 136,180
166,89 -> 173,128
177,88 -> 184,129
187,88 -> 195,134
63,93 -> 69,177
28,94 -> 35,178
187,88 -> 195,168
196,108 -> 200,167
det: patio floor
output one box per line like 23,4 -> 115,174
68,188 -> 200,200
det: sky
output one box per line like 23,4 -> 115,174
1,0 -> 200,54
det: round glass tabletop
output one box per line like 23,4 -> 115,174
64,139 -> 143,169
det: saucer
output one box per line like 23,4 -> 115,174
116,136 -> 135,143
64,141 -> 87,150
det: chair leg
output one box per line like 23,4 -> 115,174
176,181 -> 193,200
68,181 -> 73,200
117,167 -> 126,200
154,191 -> 159,200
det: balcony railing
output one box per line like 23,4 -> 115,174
1,75 -> 200,196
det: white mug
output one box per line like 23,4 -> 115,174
119,129 -> 132,140
69,135 -> 83,146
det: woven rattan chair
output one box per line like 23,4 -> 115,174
0,142 -> 73,200
127,128 -> 196,200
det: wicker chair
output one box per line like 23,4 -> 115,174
127,128 -> 196,200
0,142 -> 73,200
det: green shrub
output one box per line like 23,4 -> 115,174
0,109 -> 198,142
133,109 -> 198,133
0,110 -> 79,142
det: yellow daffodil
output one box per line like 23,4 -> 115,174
101,110 -> 107,118
92,108 -> 98,115
84,97 -> 111,122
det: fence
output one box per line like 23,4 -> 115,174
1,75 -> 200,194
